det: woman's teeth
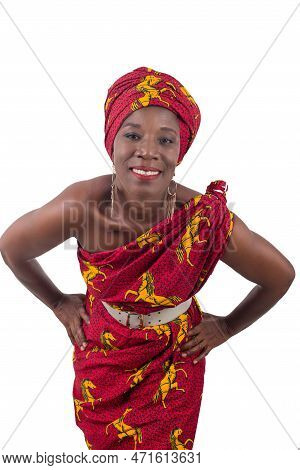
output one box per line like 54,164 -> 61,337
131,168 -> 160,176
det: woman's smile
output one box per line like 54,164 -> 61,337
129,166 -> 162,180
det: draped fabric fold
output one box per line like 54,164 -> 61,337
72,180 -> 234,450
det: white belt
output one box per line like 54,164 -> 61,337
101,297 -> 193,329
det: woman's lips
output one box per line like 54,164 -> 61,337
129,168 -> 161,180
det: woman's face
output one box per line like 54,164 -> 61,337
112,106 -> 180,199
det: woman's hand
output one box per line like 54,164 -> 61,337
179,312 -> 231,363
52,293 -> 90,350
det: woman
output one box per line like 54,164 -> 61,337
0,66 -> 295,451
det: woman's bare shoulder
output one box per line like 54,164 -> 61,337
71,174 -> 111,203
176,183 -> 203,205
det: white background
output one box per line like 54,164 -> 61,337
0,0 -> 299,467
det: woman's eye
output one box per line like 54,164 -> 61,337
160,138 -> 173,144
125,134 -> 173,144
125,133 -> 139,140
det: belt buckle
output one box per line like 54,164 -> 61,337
126,312 -> 144,329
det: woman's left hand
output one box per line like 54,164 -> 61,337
179,312 -> 231,363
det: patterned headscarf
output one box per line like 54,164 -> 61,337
104,66 -> 201,166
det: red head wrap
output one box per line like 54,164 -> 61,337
104,66 -> 201,166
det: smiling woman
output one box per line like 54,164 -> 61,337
0,65 -> 295,451
112,106 -> 180,193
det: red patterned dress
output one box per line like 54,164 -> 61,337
72,180 -> 234,450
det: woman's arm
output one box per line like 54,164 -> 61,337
0,181 -> 87,310
220,213 -> 296,337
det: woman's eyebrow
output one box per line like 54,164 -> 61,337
122,122 -> 177,134
160,126 -> 177,134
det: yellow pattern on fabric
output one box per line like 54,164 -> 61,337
130,74 -> 176,110
88,294 -> 95,314
81,260 -> 113,292
170,428 -> 194,449
124,271 -> 182,306
105,408 -> 143,450
86,330 -> 120,359
124,360 -> 152,389
173,312 -> 192,351
143,323 -> 171,345
176,206 -> 212,267
81,379 -> 102,410
74,379 -> 102,422
227,210 -> 234,239
193,295 -> 203,318
153,359 -> 187,409
135,230 -> 164,253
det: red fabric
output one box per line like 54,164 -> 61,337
104,66 -> 201,166
72,180 -> 234,450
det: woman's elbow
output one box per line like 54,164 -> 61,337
286,264 -> 296,284
276,263 -> 296,293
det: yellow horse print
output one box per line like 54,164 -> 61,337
81,379 -> 102,410
105,407 -> 143,450
125,360 -> 152,388
170,428 -> 194,450
81,260 -> 113,292
135,230 -> 164,253
153,359 -> 187,409
100,330 -> 119,351
86,330 -> 119,359
176,206 -> 212,267
125,271 -> 182,307
143,323 -> 172,345
130,74 -> 176,110
74,382 -> 102,422
173,312 -> 192,351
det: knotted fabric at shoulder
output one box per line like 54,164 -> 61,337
205,179 -> 228,203
202,179 -> 234,267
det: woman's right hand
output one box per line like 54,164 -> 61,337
53,293 -> 90,350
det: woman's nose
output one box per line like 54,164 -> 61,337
136,139 -> 160,158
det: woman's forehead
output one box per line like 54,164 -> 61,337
122,106 -> 179,127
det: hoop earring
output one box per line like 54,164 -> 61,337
166,179 -> 177,221
111,163 -> 116,218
